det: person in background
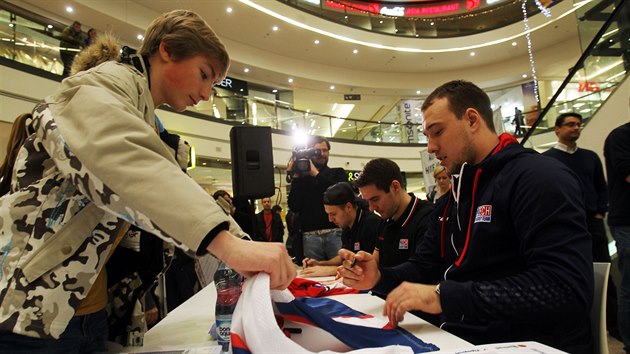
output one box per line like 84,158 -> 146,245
254,197 -> 284,243
426,165 -> 451,204
84,28 -> 97,47
543,112 -> 620,340
287,136 -> 347,262
301,182 -> 381,277
352,158 -> 434,268
0,113 -> 33,197
604,113 -> 630,351
213,190 -> 235,215
338,80 -> 592,353
0,10 -> 294,353
59,20 -> 84,77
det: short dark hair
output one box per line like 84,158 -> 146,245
555,112 -> 583,127
212,190 -> 231,200
421,80 -> 495,133
309,136 -> 331,150
354,158 -> 405,193
323,182 -> 360,206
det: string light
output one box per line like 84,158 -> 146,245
521,0 -> 550,104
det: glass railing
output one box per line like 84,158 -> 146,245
278,0 -> 559,38
521,0 -> 629,145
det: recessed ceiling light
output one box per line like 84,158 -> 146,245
470,52 -> 476,56
512,41 -> 517,46
330,85 -> 335,90
137,34 -> 144,40
272,89 -> 278,93
344,16 -> 348,19
353,49 -> 358,54
272,26 -> 279,31
244,68 -> 250,73
416,90 -> 421,94
415,34 -> 419,37
430,22 -> 435,26
47,24 -> 53,29
288,78 -> 293,83
379,20 -> 383,24
522,74 -> 528,78
66,6 -> 73,13
226,7 -> 233,13
314,39 -> 320,44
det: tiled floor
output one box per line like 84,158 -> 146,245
608,333 -> 627,354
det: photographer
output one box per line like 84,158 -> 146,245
287,136 -> 347,263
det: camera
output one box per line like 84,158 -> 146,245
288,147 -> 322,177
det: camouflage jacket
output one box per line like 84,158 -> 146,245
0,60 -> 230,339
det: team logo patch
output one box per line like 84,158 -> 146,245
398,239 -> 409,249
354,242 -> 360,251
474,205 -> 492,223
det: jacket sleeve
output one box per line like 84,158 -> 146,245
592,152 -> 608,214
41,68 -> 229,254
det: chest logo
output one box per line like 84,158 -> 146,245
399,239 -> 409,249
354,242 -> 361,251
474,205 -> 492,223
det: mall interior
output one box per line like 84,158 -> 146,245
0,0 -> 629,352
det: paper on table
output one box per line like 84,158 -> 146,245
437,341 -> 567,354
129,346 -> 222,354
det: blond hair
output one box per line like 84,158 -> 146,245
140,10 -> 230,80
432,165 -> 448,178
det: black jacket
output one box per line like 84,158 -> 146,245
287,165 -> 346,232
254,211 -> 284,243
376,134 -> 593,353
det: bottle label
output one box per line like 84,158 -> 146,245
215,315 -> 232,344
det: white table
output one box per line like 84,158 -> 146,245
141,278 -> 473,353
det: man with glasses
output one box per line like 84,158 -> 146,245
543,112 -> 620,340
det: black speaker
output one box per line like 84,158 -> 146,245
230,126 -> 275,199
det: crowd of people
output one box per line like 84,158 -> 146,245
0,8 -> 628,354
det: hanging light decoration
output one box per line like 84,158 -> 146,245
521,0 -> 552,104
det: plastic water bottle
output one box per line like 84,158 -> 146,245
214,261 -> 242,353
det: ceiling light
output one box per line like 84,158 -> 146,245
47,24 -> 53,29
430,22 -> 435,26
288,78 -> 293,83
344,16 -> 348,19
379,20 -> 383,24
66,6 -> 73,13
353,49 -> 358,54
522,74 -> 527,78
415,34 -> 419,37
314,39 -> 319,44
470,52 -> 475,56
9,23 -> 14,28
226,7 -> 233,13
137,34 -> 144,40
330,85 -> 335,90
272,26 -> 279,31
512,42 -> 517,46
272,89 -> 278,93
244,68 -> 250,73
416,90 -> 421,94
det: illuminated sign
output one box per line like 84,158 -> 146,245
325,0 -> 476,17
578,82 -> 600,92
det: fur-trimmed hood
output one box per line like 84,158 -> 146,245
70,34 -> 120,75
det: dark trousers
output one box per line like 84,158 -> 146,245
0,309 -> 108,353
588,217 -> 619,335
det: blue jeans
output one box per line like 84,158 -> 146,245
0,309 -> 109,353
303,228 -> 342,261
611,225 -> 630,351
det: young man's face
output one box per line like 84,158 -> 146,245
423,97 -> 476,174
158,50 -> 223,112
359,182 -> 400,220
324,204 -> 353,229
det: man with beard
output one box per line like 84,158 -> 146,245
288,136 -> 346,262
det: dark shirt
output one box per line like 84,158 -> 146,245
543,146 -> 607,216
604,122 -> 630,226
377,194 -> 433,268
341,206 -> 382,254
287,165 -> 347,232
